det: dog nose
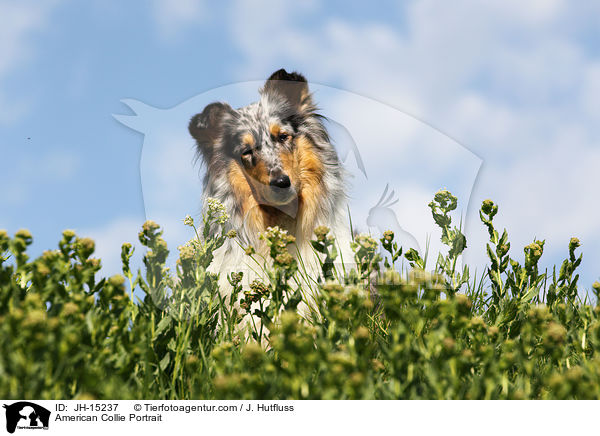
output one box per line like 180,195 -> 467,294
270,174 -> 291,189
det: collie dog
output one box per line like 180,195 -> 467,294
188,69 -> 352,303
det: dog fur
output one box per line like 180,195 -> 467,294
189,69 -> 353,307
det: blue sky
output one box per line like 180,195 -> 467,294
1,0 -> 599,292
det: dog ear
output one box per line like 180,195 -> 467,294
189,102 -> 232,151
263,69 -> 312,112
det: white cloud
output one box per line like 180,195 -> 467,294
0,0 -> 60,123
152,0 -> 206,42
80,213 -> 199,284
224,0 -> 600,285
0,2 -> 46,76
581,62 -> 600,122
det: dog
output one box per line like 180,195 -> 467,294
188,69 -> 353,315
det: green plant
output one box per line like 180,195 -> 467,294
1,192 -> 600,399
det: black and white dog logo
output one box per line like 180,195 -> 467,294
3,402 -> 50,434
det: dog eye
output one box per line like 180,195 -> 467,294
241,149 -> 253,157
278,133 -> 289,142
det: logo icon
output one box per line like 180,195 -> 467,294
3,402 -> 50,434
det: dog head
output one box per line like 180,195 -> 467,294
189,69 -> 327,210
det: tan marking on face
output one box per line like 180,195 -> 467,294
229,160 -> 298,236
228,160 -> 254,211
241,133 -> 255,147
246,159 -> 270,186
228,161 -> 264,234
280,149 -> 298,189
294,135 -> 325,237
296,135 -> 324,189
229,135 -> 325,239
269,124 -> 281,138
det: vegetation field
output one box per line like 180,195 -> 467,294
1,190 -> 599,399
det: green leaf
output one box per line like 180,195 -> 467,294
521,286 -> 538,304
159,353 -> 170,371
310,240 -> 327,254
486,244 -> 498,265
155,315 -> 172,337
